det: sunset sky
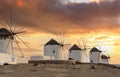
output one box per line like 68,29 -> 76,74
0,0 -> 120,64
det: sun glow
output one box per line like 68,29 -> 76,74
17,0 -> 23,7
90,0 -> 100,3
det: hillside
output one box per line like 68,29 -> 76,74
0,63 -> 120,77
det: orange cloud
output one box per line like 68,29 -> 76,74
0,0 -> 120,34
17,0 -> 23,7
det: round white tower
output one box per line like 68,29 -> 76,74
101,55 -> 110,64
89,47 -> 102,63
0,28 -> 13,54
69,44 -> 82,62
44,39 -> 60,60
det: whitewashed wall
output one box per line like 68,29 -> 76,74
0,53 -> 12,63
101,59 -> 109,64
0,39 -> 12,54
89,52 -> 101,63
0,53 -> 29,64
44,45 -> 60,60
69,50 -> 82,61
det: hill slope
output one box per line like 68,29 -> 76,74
0,63 -> 120,77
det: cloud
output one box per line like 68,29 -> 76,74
95,35 -> 110,40
0,0 -> 120,34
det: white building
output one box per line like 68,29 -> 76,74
89,47 -> 102,63
0,28 -> 29,64
44,39 -> 60,60
0,53 -> 29,65
69,44 -> 82,61
101,55 -> 110,64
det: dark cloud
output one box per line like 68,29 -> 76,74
0,0 -> 120,34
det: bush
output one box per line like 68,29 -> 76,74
4,63 -> 9,65
76,61 -> 81,64
91,65 -> 96,69
33,63 -> 38,66
68,58 -> 74,60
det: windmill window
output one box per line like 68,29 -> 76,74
91,60 -> 93,63
53,50 -> 55,53
70,51 -> 72,53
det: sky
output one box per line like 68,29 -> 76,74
0,0 -> 120,64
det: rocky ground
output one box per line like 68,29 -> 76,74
0,63 -> 120,77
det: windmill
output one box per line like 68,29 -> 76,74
54,31 -> 71,60
96,41 -> 111,63
78,37 -> 91,62
0,2 -> 30,63
101,54 -> 110,64
69,44 -> 83,61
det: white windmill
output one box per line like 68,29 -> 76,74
69,44 -> 82,61
97,41 -> 111,64
44,31 -> 71,60
0,4 -> 30,64
44,38 -> 60,60
101,54 -> 110,64
89,47 -> 102,63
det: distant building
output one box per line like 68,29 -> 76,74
44,39 -> 60,60
101,55 -> 110,64
89,47 -> 102,63
69,44 -> 83,61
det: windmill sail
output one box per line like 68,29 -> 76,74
0,1 -> 30,63
55,31 -> 71,60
